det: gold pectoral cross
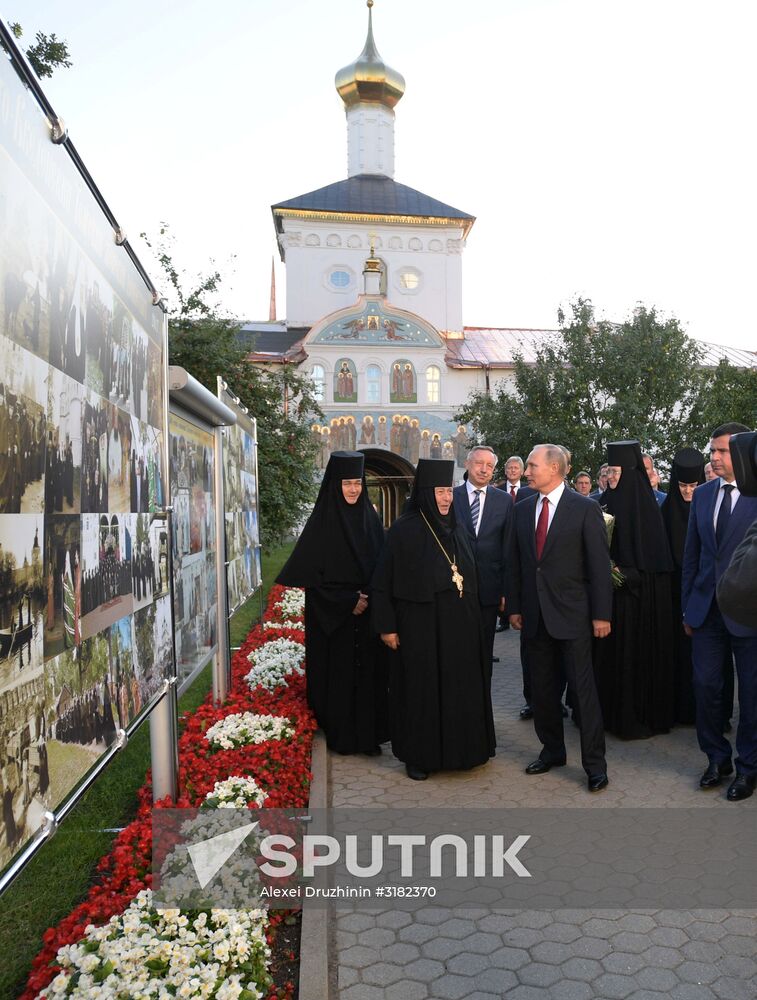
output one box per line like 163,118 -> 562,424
451,563 -> 464,597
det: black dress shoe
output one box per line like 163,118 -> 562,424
723,721 -> 732,734
699,760 -> 734,789
406,764 -> 428,781
726,774 -> 756,801
492,656 -> 500,663
525,758 -> 566,775
363,746 -> 382,756
588,773 -> 609,792
519,705 -> 534,720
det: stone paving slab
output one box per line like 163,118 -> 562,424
330,629 -> 757,999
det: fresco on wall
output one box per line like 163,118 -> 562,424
390,360 -> 417,404
311,412 -> 472,472
333,358 -> 357,403
310,298 -> 442,347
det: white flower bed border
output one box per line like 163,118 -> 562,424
204,711 -> 294,751
245,637 -> 305,692
204,775 -> 268,809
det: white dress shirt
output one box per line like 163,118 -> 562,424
712,477 -> 741,530
534,482 -> 566,533
466,480 -> 488,534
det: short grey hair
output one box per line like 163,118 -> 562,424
531,443 -> 568,478
466,445 -> 498,466
505,455 -> 524,469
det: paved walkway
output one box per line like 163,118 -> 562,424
328,629 -> 757,1000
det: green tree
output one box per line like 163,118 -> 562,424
694,359 -> 757,438
9,22 -> 72,78
457,298 -> 707,478
145,226 -> 322,548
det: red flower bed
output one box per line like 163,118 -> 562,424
23,585 -> 312,1000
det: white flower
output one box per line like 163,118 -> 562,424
245,637 -> 305,692
203,776 -> 268,809
262,619 -> 301,631
273,588 -> 305,620
204,712 -> 294,750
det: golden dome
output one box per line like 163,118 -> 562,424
335,1 -> 405,110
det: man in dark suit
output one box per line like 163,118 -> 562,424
682,422 -> 757,800
643,453 -> 667,505
508,443 -> 613,791
454,446 -> 511,671
500,455 -> 537,504
589,463 -> 609,502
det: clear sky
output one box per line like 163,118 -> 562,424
12,0 -> 757,351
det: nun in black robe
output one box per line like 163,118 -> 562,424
277,451 -> 388,754
595,441 -> 676,739
661,448 -> 706,724
371,459 -> 496,779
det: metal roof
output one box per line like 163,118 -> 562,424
697,340 -> 757,368
271,174 -> 474,231
446,328 -> 560,367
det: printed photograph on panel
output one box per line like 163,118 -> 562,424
150,515 -> 170,600
131,514 -> 155,612
107,406 -> 132,513
82,276 -> 114,399
146,340 -> 163,429
0,513 -> 45,679
43,642 -> 118,814
131,593 -> 172,705
43,515 -> 81,661
0,335 -> 48,514
0,665 -> 51,870
131,416 -> 165,513
129,322 -> 149,423
45,367 -> 83,515
0,152 -> 52,365
48,237 -> 87,385
109,615 -> 138,730
81,391 -> 110,513
80,513 -> 134,640
108,301 -> 133,412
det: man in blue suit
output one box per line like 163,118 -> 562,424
682,422 -> 757,800
454,446 -> 511,674
643,453 -> 667,505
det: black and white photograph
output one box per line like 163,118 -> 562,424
81,391 -> 110,513
48,245 -> 86,386
45,367 -> 83,515
0,514 -> 45,682
80,513 -> 133,640
42,515 -> 81,662
132,596 -> 171,712
0,335 -> 48,514
82,277 -> 114,399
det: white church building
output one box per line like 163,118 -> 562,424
244,2 -> 754,519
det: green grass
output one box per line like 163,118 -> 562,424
0,541 -> 294,999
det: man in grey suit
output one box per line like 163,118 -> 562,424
453,446 -> 511,671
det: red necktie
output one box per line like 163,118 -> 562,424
535,496 -> 549,560
510,485 -> 516,503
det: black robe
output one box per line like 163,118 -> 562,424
277,452 -> 388,754
371,511 -> 495,772
595,461 -> 676,739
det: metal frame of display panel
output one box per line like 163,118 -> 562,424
0,19 -> 177,894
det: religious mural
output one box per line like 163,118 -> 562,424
333,358 -> 357,403
311,413 -> 472,471
309,297 -> 442,347
390,359 -> 417,404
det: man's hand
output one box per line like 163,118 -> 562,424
509,614 -> 523,630
683,623 -> 693,637
381,632 -> 400,650
498,597 -> 506,613
593,619 -> 611,639
353,593 -> 368,616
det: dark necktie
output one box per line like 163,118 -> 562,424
510,485 -> 517,504
716,484 -> 735,546
535,496 -> 550,559
470,489 -> 482,533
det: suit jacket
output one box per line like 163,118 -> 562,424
653,488 -> 667,506
717,517 -> 757,629
681,479 -> 757,637
454,483 -> 511,606
507,488 -> 613,640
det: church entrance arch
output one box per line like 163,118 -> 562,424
361,448 -> 415,526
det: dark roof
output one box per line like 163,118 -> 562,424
271,175 -> 474,231
237,325 -> 308,356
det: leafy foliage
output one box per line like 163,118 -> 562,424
456,298 -> 755,478
144,226 -> 321,548
9,22 -> 72,78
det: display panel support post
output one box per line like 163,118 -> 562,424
150,678 -> 179,802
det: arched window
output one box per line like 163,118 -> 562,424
311,364 -> 325,402
426,365 -> 441,403
366,364 -> 381,404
